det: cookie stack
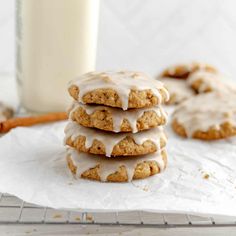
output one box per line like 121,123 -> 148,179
64,71 -> 169,182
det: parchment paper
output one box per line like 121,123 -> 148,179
0,110 -> 235,216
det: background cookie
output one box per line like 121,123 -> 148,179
69,103 -> 167,133
68,71 -> 169,110
171,91 -> 236,140
187,70 -> 229,94
159,78 -> 195,105
158,62 -> 217,105
65,122 -> 167,157
160,62 -> 217,79
67,149 -> 167,182
172,118 -> 236,140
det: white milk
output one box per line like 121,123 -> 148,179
16,0 -> 100,112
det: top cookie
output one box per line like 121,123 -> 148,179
68,71 -> 169,110
160,62 -> 217,80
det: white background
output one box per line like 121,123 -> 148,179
1,0 -> 236,78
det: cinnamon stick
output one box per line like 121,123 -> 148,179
0,112 -> 68,133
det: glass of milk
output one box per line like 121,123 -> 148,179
16,0 -> 100,112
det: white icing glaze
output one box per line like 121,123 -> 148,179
160,78 -> 195,104
64,122 -> 167,157
67,148 -> 166,182
69,102 -> 168,133
187,70 -> 228,93
69,71 -> 169,110
172,91 -> 236,137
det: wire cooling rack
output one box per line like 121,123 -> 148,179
0,193 -> 236,228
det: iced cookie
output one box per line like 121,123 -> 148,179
159,78 -> 195,105
68,71 -> 169,110
69,103 -> 167,133
160,62 -> 217,79
171,91 -> 236,140
0,102 -> 14,122
187,70 -> 228,94
64,122 -> 167,157
67,148 -> 167,182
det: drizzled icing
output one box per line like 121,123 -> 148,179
187,70 -> 229,93
172,91 -> 236,137
69,102 -> 168,133
64,122 -> 167,157
67,148 -> 166,182
69,71 -> 169,110
160,78 -> 195,104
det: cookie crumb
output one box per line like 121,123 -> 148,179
53,214 -> 62,219
132,73 -> 140,78
223,112 -> 231,118
101,75 -> 111,83
142,186 -> 149,192
86,215 -> 93,221
203,173 -> 210,180
131,85 -> 138,90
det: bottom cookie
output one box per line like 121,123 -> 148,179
67,149 -> 167,182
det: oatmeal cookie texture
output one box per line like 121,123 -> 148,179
64,122 -> 167,157
69,103 -> 167,133
65,70 -> 169,182
68,71 -> 169,110
67,148 -> 167,182
171,91 -> 236,140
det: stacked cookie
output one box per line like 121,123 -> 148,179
64,71 -> 169,182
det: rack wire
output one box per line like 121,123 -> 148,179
0,193 -> 236,227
